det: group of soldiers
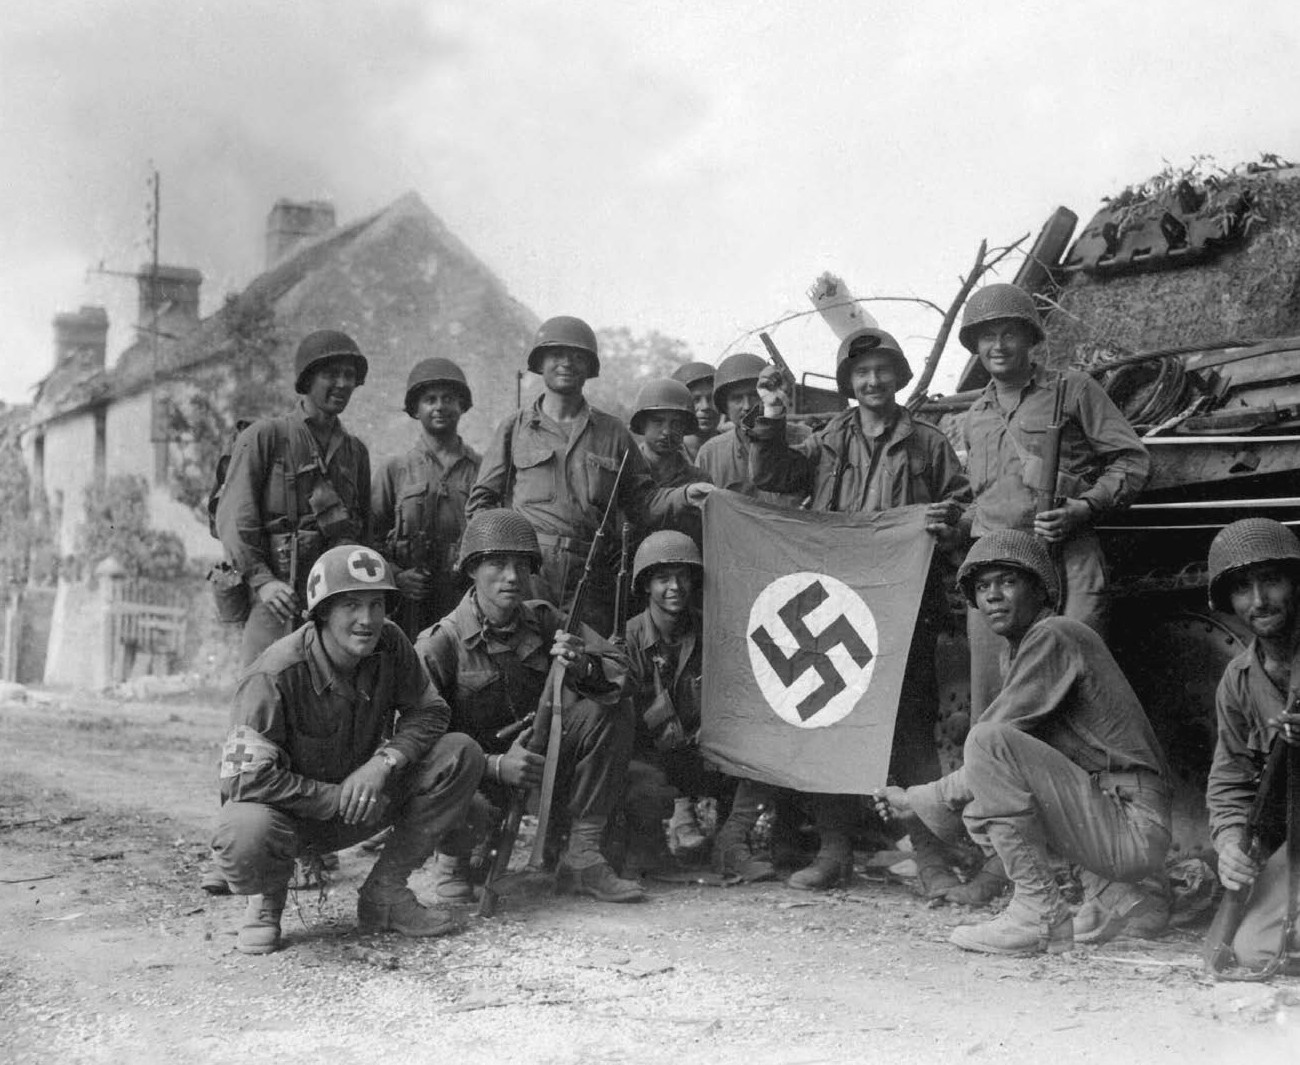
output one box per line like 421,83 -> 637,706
206,284 -> 1300,969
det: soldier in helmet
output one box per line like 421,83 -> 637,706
696,352 -> 809,508
671,361 -> 720,461
372,357 -> 482,640
622,531 -> 776,880
215,329 -> 374,666
957,283 -> 1149,721
467,316 -> 712,638
630,378 -> 709,546
1204,518 -> 1300,969
875,530 -> 1171,955
415,509 -> 644,904
210,545 -> 485,955
748,325 -> 971,894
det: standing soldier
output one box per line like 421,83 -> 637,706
372,358 -> 481,640
672,361 -> 720,461
211,545 -> 485,954
622,531 -> 776,881
696,352 -> 810,508
750,325 -> 969,893
416,510 -> 644,904
958,283 -> 1149,717
467,316 -> 710,638
1204,518 -> 1300,969
215,330 -> 373,666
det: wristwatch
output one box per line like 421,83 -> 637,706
377,748 -> 402,771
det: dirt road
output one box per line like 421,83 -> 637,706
1,689 -> 1297,1065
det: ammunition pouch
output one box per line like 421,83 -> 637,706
308,481 -> 353,541
207,560 -> 251,625
268,529 -> 325,589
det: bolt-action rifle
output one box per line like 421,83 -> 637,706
478,450 -> 630,917
1203,701 -> 1300,980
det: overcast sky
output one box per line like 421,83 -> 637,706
3,0 -> 1298,405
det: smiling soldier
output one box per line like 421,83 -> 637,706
210,545 -> 484,955
215,330 -> 374,666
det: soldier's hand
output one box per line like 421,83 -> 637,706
756,366 -> 790,419
551,632 -> 586,666
500,736 -> 545,790
394,567 -> 434,599
338,759 -> 391,825
684,481 -> 715,508
1269,711 -> 1300,747
1033,499 -> 1091,543
872,785 -> 915,824
257,580 -> 300,624
924,501 -> 961,538
1216,837 -> 1259,892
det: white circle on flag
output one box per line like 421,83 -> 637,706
347,548 -> 386,582
746,571 -> 878,729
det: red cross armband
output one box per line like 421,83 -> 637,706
219,726 -> 284,780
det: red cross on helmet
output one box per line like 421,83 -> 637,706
305,545 -> 398,617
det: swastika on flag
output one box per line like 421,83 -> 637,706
747,572 -> 877,729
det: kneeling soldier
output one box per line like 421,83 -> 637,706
211,545 -> 485,955
623,531 -> 775,881
416,509 -> 644,903
876,531 -> 1171,954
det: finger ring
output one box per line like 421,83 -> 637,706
366,796 -> 376,803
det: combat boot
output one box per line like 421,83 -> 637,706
357,818 -> 456,936
712,782 -> 776,882
787,831 -> 853,891
667,798 -> 708,859
910,822 -> 961,899
944,854 -> 1010,906
237,885 -> 288,955
1073,876 -> 1169,944
557,815 -> 646,903
432,851 -> 474,902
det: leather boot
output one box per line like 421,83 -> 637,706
712,782 -> 776,882
944,854 -> 1010,906
357,819 -> 455,936
432,851 -> 474,902
557,816 -> 645,903
786,830 -> 853,891
910,821 -> 961,898
950,821 -> 1071,955
1074,874 -> 1169,944
238,885 -> 288,955
667,797 -> 708,859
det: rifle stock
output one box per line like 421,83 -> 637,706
477,450 -> 630,917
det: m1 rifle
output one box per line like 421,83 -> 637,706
1203,700 -> 1300,980
477,450 -> 630,917
1035,373 -> 1067,611
611,522 -> 632,648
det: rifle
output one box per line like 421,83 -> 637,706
1203,725 -> 1298,979
1035,374 -> 1067,611
478,450 -> 630,917
611,522 -> 632,647
758,332 -> 799,415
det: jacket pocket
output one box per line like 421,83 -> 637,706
513,444 -> 557,505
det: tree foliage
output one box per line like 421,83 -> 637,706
584,328 -> 697,422
78,474 -> 187,580
0,404 -> 36,587
165,292 -> 290,515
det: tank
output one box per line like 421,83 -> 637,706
920,161 -> 1300,855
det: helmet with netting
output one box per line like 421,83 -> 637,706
956,529 -> 1059,607
457,509 -> 542,576
1207,518 -> 1300,611
957,283 -> 1045,354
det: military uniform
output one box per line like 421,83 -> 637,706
696,422 -> 810,508
373,436 -> 481,638
216,401 -> 371,665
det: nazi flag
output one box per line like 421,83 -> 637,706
699,490 -> 934,795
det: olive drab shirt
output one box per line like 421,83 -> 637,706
466,397 -> 696,543
638,439 -> 708,546
218,619 -> 448,819
624,607 -> 703,751
372,436 -> 481,579
962,365 -> 1149,537
215,400 -> 371,593
415,593 -> 625,755
696,423 -> 811,509
748,407 -> 970,515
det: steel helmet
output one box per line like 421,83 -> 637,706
1207,518 -> 1300,612
672,361 -> 715,390
835,326 -> 912,397
457,509 -> 542,576
956,529 -> 1059,608
712,352 -> 768,410
526,316 -> 600,377
957,283 -> 1045,354
632,530 -> 702,589
294,329 -> 369,393
630,378 -> 695,435
403,357 -> 472,416
305,545 -> 397,617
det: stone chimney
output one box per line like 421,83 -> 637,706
137,264 -> 203,331
265,199 -> 336,268
53,305 -> 109,370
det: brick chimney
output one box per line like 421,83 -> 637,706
137,264 -> 202,331
52,305 -> 109,370
265,199 -> 336,268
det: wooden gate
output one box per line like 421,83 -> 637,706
106,578 -> 189,684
